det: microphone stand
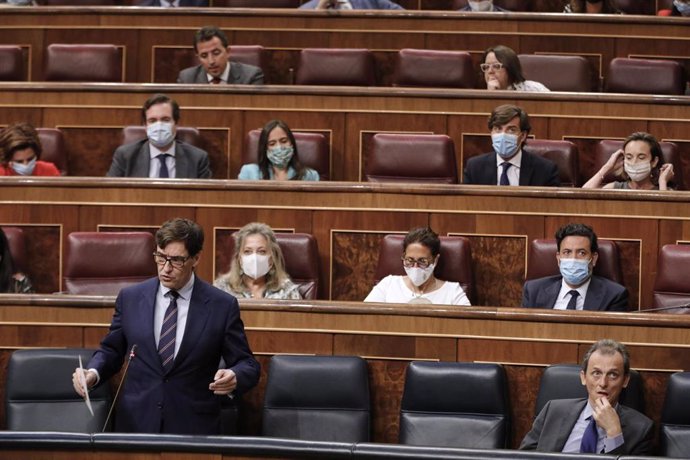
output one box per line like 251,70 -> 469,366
102,344 -> 138,432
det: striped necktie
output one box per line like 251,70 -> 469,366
158,290 -> 179,373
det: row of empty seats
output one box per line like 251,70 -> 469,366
1,44 -> 686,95
5,124 -> 684,189
5,226 -> 690,309
6,350 -> 690,457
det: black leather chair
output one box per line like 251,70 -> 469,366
399,361 -> 510,448
660,371 -> 690,458
5,348 -> 112,432
262,355 -> 370,442
534,364 -> 644,417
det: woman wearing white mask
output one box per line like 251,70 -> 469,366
0,123 -> 60,177
214,222 -> 301,300
238,120 -> 319,181
364,227 -> 470,305
583,132 -> 674,191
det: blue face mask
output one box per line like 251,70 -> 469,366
11,157 -> 37,176
491,132 -> 520,159
266,145 -> 294,170
559,258 -> 592,287
674,0 -> 690,15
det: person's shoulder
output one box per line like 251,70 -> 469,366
618,403 -> 653,425
591,275 -> 626,292
36,161 -> 61,176
466,152 -> 494,165
525,275 -> 561,287
238,163 -> 262,180
178,65 -> 202,81
115,138 -> 148,154
177,141 -> 208,157
303,167 -> 320,181
298,0 -> 318,8
232,61 -> 262,74
523,150 -> 557,168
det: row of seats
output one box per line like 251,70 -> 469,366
1,44 -> 686,95
5,350 -> 690,457
7,124 -> 684,189
5,226 -> 690,309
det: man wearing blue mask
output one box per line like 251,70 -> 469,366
463,104 -> 560,186
107,94 -> 211,178
522,223 -> 628,311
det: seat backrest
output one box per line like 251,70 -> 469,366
606,58 -> 685,95
518,54 -> 596,92
2,226 -> 27,273
63,231 -> 157,295
535,363 -> 644,417
0,45 -> 24,81
6,348 -> 112,432
44,44 -> 122,82
228,45 -> 265,70
296,48 -> 376,86
393,49 -> 475,89
399,361 -> 510,448
660,371 -> 690,458
262,355 -> 370,442
122,126 -> 201,148
613,0 -> 655,15
525,139 -> 579,187
243,129 -> 330,180
526,238 -> 623,284
36,128 -> 68,176
653,244 -> 690,308
365,133 -> 458,184
374,234 -> 474,303
219,231 -> 321,299
594,139 -> 684,190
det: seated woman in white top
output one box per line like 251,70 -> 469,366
481,45 -> 550,92
364,227 -> 471,306
238,119 -> 319,181
214,222 -> 302,300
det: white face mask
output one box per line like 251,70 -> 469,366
624,161 -> 652,182
10,157 -> 37,176
404,264 -> 435,287
146,121 -> 175,149
241,253 -> 271,279
468,0 -> 493,11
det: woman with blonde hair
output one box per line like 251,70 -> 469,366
214,222 -> 301,299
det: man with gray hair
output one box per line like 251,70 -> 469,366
520,339 -> 653,454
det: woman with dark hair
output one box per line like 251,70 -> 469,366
583,132 -> 674,190
481,45 -> 549,92
564,0 -> 620,13
0,228 -> 34,293
0,123 -> 60,177
364,227 -> 470,305
238,120 -> 319,181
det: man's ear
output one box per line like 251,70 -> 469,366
580,370 -> 587,386
591,251 -> 599,267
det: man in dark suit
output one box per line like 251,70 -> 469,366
520,339 -> 653,454
107,93 -> 211,178
522,223 -> 628,312
177,26 -> 263,85
463,104 -> 560,186
72,218 -> 260,434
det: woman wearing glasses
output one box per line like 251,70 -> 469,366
364,227 -> 470,305
214,222 -> 301,300
480,45 -> 549,92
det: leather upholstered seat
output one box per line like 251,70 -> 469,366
660,371 -> 690,457
525,139 -> 580,187
393,49 -> 475,89
606,58 -> 685,95
44,44 -> 123,82
296,48 -> 376,86
0,45 -> 25,81
653,244 -> 690,309
36,128 -> 68,175
518,54 -> 596,92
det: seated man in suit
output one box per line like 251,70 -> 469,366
107,93 -> 211,178
177,26 -> 263,85
520,339 -> 653,455
458,0 -> 508,11
522,223 -> 628,311
463,104 -> 560,186
72,218 -> 260,434
299,0 -> 404,9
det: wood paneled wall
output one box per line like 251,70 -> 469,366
1,298 -> 687,449
1,179 -> 690,308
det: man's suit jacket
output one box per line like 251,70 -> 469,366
522,275 -> 628,312
463,150 -> 560,186
299,0 -> 404,9
520,398 -> 654,455
88,276 -> 260,434
106,139 -> 211,178
136,0 -> 208,6
177,62 -> 264,85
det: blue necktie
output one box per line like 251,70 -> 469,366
500,162 -> 511,186
157,154 -> 170,178
158,291 -> 179,373
567,290 -> 579,310
580,416 -> 598,453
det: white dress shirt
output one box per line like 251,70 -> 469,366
553,278 -> 592,310
148,142 -> 177,178
495,150 -> 522,186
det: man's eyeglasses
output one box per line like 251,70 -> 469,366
153,252 -> 190,269
401,257 -> 433,269
480,62 -> 504,73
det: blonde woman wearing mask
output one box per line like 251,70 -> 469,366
583,132 -> 674,191
214,222 -> 301,300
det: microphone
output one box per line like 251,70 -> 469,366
102,344 -> 138,432
640,303 -> 690,313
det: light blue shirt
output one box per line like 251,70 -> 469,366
238,163 -> 320,181
562,402 -> 624,453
